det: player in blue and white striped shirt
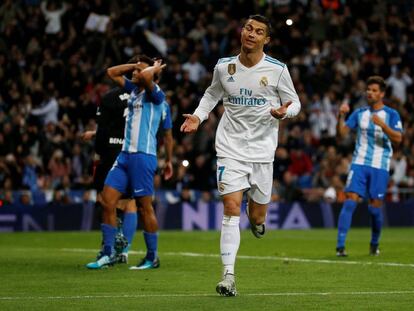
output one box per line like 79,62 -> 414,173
336,76 -> 403,257
86,55 -> 173,269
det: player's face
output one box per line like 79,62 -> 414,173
131,62 -> 150,84
241,19 -> 270,53
366,83 -> 384,105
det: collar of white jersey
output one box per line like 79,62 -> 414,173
236,52 -> 266,70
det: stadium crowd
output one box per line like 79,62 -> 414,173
1,0 -> 414,205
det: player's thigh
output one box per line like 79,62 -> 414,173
345,164 -> 368,198
247,162 -> 273,205
216,157 -> 250,197
368,168 -> 389,201
128,153 -> 157,197
94,150 -> 120,192
104,152 -> 129,194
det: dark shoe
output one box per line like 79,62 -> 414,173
369,244 -> 380,256
336,247 -> 348,257
245,205 -> 265,238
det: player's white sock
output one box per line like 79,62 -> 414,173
220,215 -> 240,276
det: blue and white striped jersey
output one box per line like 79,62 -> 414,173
121,79 -> 172,155
346,105 -> 403,171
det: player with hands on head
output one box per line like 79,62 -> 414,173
86,55 -> 173,270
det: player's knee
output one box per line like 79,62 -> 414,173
124,200 -> 137,213
223,200 -> 240,216
369,199 -> 382,208
137,204 -> 154,217
345,192 -> 359,201
100,194 -> 117,210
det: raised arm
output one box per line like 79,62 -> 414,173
337,103 -> 351,139
139,59 -> 166,93
106,64 -> 137,88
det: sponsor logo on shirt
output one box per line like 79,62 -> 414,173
109,137 -> 124,145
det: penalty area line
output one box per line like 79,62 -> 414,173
1,291 -> 414,300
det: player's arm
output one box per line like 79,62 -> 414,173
140,59 -> 166,104
81,130 -> 96,141
336,103 -> 351,139
180,64 -> 224,133
372,115 -> 403,145
163,129 -> 174,180
107,64 -> 137,88
140,59 -> 166,91
271,65 -> 301,119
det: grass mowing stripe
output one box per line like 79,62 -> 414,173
2,291 -> 414,300
61,248 -> 414,268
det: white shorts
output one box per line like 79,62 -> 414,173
216,157 -> 273,204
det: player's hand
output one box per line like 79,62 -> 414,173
163,161 -> 173,180
372,114 -> 385,127
339,102 -> 350,116
81,130 -> 96,141
270,101 -> 292,119
139,59 -> 166,76
180,114 -> 200,133
151,59 -> 167,74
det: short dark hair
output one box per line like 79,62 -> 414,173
367,76 -> 386,92
246,14 -> 272,36
127,54 -> 154,66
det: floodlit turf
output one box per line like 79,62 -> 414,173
0,228 -> 413,310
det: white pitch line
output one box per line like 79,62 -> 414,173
61,248 -> 414,268
1,291 -> 414,301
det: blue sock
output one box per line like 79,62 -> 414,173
368,205 -> 383,246
122,212 -> 138,252
336,200 -> 357,249
101,223 -> 117,256
143,231 -> 158,261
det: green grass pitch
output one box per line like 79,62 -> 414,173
0,228 -> 413,310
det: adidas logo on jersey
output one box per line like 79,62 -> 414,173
227,76 -> 235,82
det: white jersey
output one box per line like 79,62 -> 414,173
194,53 -> 301,162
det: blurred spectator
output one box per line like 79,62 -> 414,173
0,0 -> 413,204
40,0 -> 67,34
390,149 -> 407,186
30,92 -> 59,125
386,69 -> 413,105
182,52 -> 207,83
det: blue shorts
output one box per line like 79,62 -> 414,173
345,164 -> 389,200
104,151 -> 157,197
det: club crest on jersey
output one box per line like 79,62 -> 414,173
228,63 -> 236,75
259,76 -> 268,87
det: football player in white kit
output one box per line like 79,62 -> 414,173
181,15 -> 301,296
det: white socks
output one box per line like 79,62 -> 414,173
220,215 -> 240,276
